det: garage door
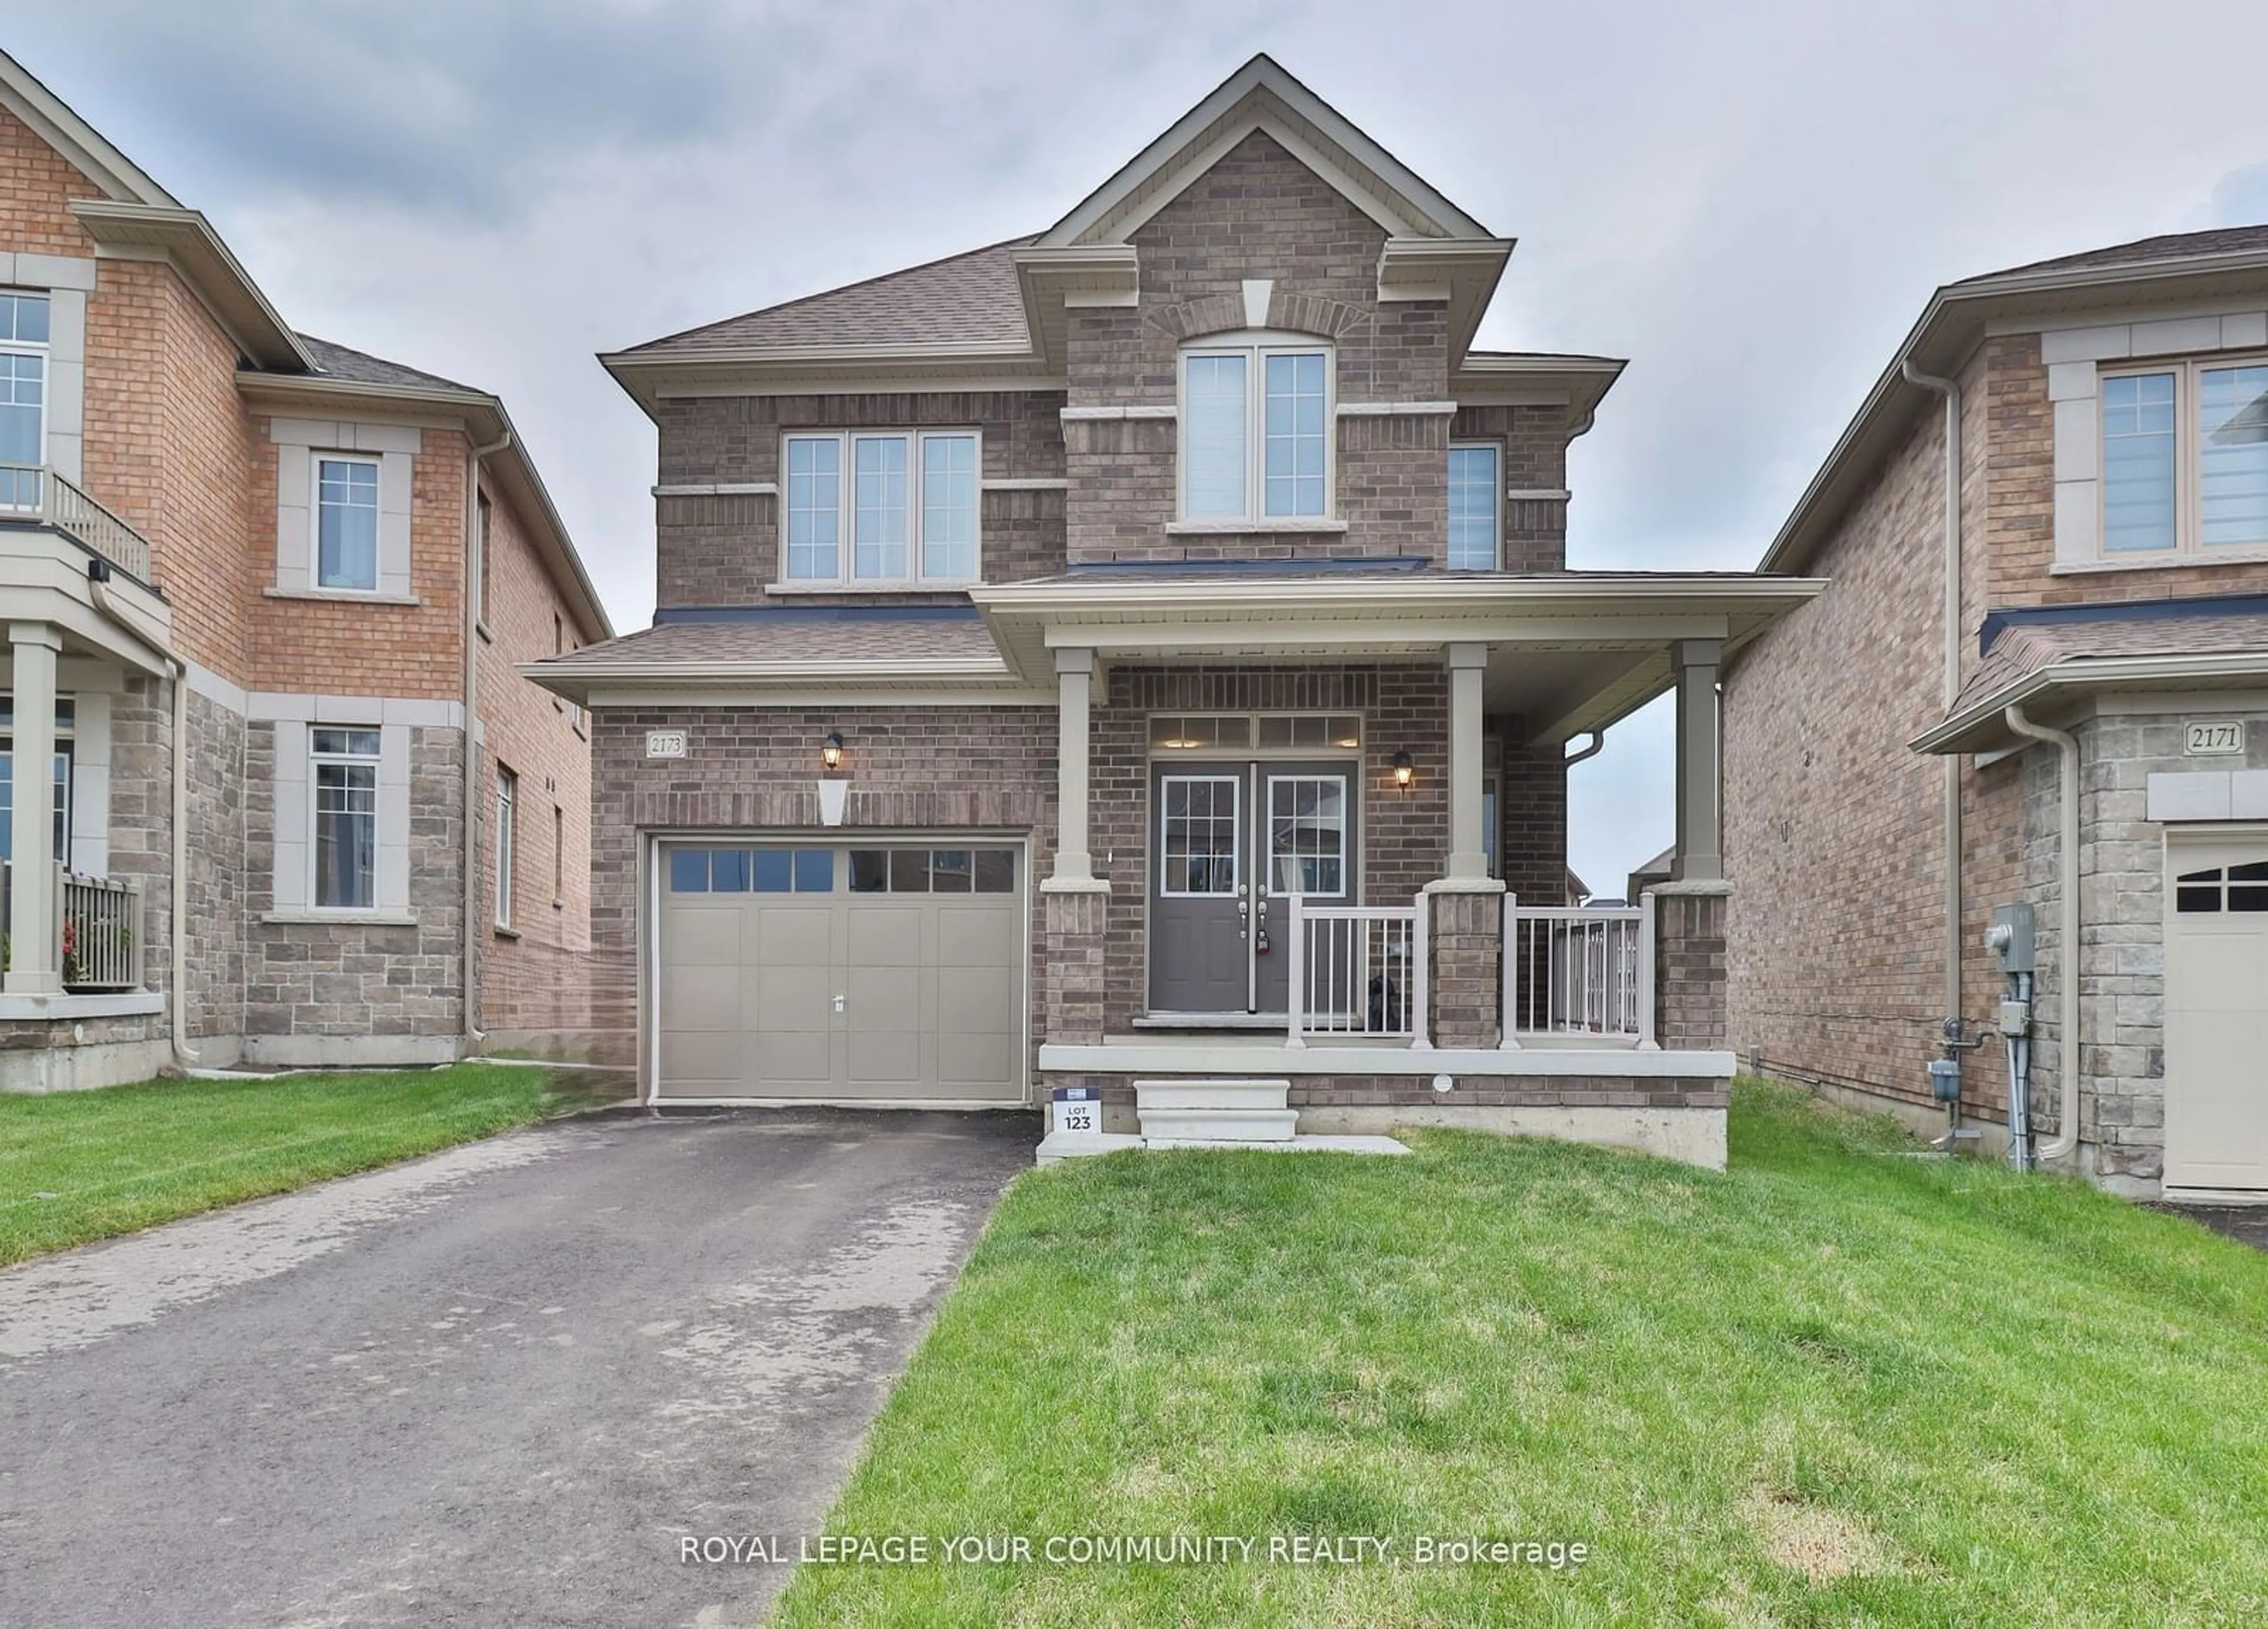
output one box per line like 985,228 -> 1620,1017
2165,835 -> 2268,1192
658,842 -> 1024,1102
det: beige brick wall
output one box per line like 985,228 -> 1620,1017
0,104 -> 99,255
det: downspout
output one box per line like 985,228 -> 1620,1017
90,578 -> 197,1066
2004,701 -> 2081,1165
463,428 -> 511,1052
1902,360 -> 1966,1120
1563,728 -> 1606,767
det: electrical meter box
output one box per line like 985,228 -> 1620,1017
1987,903 -> 2036,974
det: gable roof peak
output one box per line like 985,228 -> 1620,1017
1038,51 -> 1493,249
0,47 -> 176,206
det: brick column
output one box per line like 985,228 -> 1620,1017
1041,882 -> 1110,1046
1427,883 -> 1504,1049
1650,880 -> 1729,1051
6,623 -> 62,995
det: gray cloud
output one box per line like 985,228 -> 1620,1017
15,0 -> 2268,890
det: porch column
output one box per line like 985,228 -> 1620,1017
1050,647 -> 1097,885
6,621 -> 62,995
1445,641 -> 1490,881
1670,638 -> 1724,883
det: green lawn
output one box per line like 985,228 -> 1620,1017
775,1081 -> 2268,1627
0,1063 -> 619,1266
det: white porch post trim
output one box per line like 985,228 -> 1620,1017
1670,637 -> 1724,883
1047,646 -> 1100,888
6,622 -> 63,994
1445,640 -> 1490,881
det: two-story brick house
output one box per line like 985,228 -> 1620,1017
0,50 -> 611,1089
1725,226 -> 2268,1200
534,57 -> 1818,1162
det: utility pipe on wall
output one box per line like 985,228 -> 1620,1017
1901,361 -> 1966,1063
2004,702 -> 2080,1165
462,429 -> 512,1052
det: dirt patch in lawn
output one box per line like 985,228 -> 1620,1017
1739,1485 -> 1894,1581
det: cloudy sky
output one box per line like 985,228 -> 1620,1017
13,0 -> 2268,891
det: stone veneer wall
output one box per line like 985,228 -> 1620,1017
240,722 -> 467,1065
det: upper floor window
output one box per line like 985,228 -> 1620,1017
0,292 -> 50,509
2101,359 -> 2268,558
315,455 -> 382,591
1448,442 -> 1501,569
782,430 -> 980,586
1181,335 -> 1331,522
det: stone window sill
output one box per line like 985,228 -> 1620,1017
2051,549 -> 2268,576
265,587 -> 422,607
494,924 -> 522,941
1163,517 -> 1348,536
762,579 -> 980,595
263,909 -> 419,927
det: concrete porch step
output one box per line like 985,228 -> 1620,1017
1135,1106 -> 1300,1142
1132,1077 -> 1291,1112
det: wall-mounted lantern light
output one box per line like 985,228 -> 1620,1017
821,731 -> 845,771
1391,750 -> 1414,789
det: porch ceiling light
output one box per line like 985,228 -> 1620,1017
1391,750 -> 1414,788
821,731 -> 845,771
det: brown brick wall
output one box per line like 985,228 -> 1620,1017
588,703 -> 1059,1072
1452,405 -> 1569,571
1063,129 -> 1464,566
653,391 -> 1067,607
474,465 -> 598,1040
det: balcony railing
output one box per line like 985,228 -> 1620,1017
1506,900 -> 1654,1044
0,861 -> 146,993
1285,893 -> 1429,1046
0,463 -> 154,585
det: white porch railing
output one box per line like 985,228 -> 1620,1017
1285,893 -> 1429,1047
0,462 -> 154,584
1506,897 -> 1655,1044
0,862 -> 145,992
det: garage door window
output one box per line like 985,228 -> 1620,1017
849,847 -> 1016,894
2175,860 -> 2268,913
670,847 -> 834,893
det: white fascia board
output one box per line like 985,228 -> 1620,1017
1033,614 -> 1734,654
71,200 -> 309,370
1039,57 -> 1491,246
972,575 -> 1823,620
584,686 -> 1054,711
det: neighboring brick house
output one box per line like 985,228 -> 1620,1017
1725,226 -> 2268,1200
533,56 -> 1817,1164
0,51 -> 610,1089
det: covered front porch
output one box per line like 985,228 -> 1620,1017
972,568 -> 1814,1165
0,464 -> 172,1079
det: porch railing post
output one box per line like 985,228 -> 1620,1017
1499,892 -> 1519,1048
1637,890 -> 1661,1051
51,861 -> 67,988
130,878 -> 146,991
1409,891 -> 1432,1051
1284,891 -> 1305,1048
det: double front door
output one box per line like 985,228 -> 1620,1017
1148,759 -> 1356,1015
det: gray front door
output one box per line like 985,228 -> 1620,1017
1148,761 -> 1355,1015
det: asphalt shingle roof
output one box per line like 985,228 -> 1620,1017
1947,608 -> 2268,718
294,334 -> 480,395
532,614 -> 1005,673
1970,224 -> 2268,282
623,237 -> 1037,358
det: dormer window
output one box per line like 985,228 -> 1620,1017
1180,334 -> 1331,522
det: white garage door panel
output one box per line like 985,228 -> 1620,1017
2165,836 -> 2268,1193
657,842 -> 1023,1102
